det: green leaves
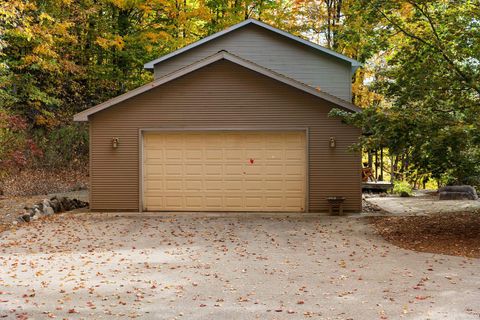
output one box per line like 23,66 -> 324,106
345,0 -> 480,185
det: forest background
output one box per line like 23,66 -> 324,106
1,0 -> 479,195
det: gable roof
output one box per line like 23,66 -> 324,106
74,51 -> 360,121
144,19 -> 362,72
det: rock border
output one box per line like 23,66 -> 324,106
13,196 -> 88,225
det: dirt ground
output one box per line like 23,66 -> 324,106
1,168 -> 88,197
370,212 -> 480,258
364,193 -> 480,258
1,212 -> 479,320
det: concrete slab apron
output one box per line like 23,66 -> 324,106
0,213 -> 478,320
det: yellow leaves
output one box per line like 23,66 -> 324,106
51,21 -> 76,42
96,35 -> 125,50
35,113 -> 60,129
108,0 -> 144,10
55,0 -> 74,5
22,54 -> 41,66
39,12 -> 55,23
399,2 -> 414,18
33,43 -> 59,58
142,31 -> 169,42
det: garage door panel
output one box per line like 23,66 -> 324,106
225,149 -> 243,160
165,164 -> 183,175
244,165 -> 263,175
143,131 -> 306,212
145,182 -> 163,192
165,179 -> 182,191
145,165 -> 163,175
244,148 -> 264,158
225,196 -> 243,208
165,196 -> 183,207
223,179 -> 243,191
205,149 -> 222,160
244,179 -> 264,191
144,196 -> 164,207
164,149 -> 182,160
144,134 -> 163,146
185,149 -> 203,160
263,179 -> 284,192
185,196 -> 203,208
145,149 -> 164,160
264,196 -> 283,209
224,164 -> 243,176
286,149 -> 305,160
285,196 -> 305,208
185,179 -> 203,191
205,197 -> 223,208
285,134 -> 304,144
265,165 -> 283,175
284,179 -> 305,192
265,149 -> 284,161
245,196 -> 263,208
204,179 -> 222,191
205,164 -> 222,175
185,164 -> 202,175
285,164 -> 304,176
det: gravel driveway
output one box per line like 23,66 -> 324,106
0,212 -> 479,319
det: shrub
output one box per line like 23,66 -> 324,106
32,123 -> 88,168
393,180 -> 413,197
0,109 -> 43,174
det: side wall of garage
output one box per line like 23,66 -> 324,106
88,60 -> 361,212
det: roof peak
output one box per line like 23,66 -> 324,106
144,19 -> 361,71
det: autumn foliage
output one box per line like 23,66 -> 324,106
1,0 -> 479,191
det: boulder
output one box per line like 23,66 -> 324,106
27,208 -> 36,217
21,214 -> 31,223
36,203 -> 44,212
71,198 -> 88,209
78,200 -> 88,208
49,198 -> 61,213
438,185 -> 478,200
42,199 -> 51,209
43,206 -> 54,215
60,197 -> 72,211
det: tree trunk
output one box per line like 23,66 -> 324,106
380,148 -> 384,181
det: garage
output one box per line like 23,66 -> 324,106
74,52 -> 362,213
142,131 -> 307,212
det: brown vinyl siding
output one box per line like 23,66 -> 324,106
153,25 -> 353,102
89,60 -> 361,212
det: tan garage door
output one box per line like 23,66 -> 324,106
142,131 -> 306,212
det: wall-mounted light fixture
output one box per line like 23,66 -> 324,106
112,137 -> 119,149
329,137 -> 336,149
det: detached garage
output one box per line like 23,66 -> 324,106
74,20 -> 362,213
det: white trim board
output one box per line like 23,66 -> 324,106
144,19 -> 362,73
73,51 -> 360,122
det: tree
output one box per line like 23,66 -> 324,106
332,0 -> 480,185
